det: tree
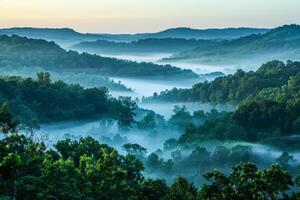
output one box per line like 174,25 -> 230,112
146,153 -> 162,170
122,143 -> 147,159
0,153 -> 21,200
276,152 -> 295,170
138,179 -> 168,200
0,103 -> 19,134
199,162 -> 294,200
211,146 -> 230,166
188,146 -> 210,166
168,105 -> 193,130
167,177 -> 197,200
114,97 -> 136,130
163,138 -> 178,150
36,72 -> 51,85
137,112 -> 156,129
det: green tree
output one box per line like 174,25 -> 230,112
122,143 -> 147,160
167,177 -> 197,200
0,103 -> 18,134
276,152 -> 295,170
198,162 -> 294,200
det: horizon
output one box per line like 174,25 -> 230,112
1,0 -> 300,34
0,25 -> 277,35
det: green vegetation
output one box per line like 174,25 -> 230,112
0,73 -> 136,130
0,27 -> 269,43
0,108 -> 299,200
73,38 -> 218,54
0,66 -> 132,92
0,34 -> 197,79
174,62 -> 300,145
145,60 -> 300,104
164,25 -> 300,65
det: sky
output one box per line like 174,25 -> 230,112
0,0 -> 300,33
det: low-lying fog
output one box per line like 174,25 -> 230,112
36,118 -> 179,154
100,53 -> 238,74
109,77 -> 199,99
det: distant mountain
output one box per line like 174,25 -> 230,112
72,38 -> 220,54
147,27 -> 269,39
0,35 -> 197,79
0,28 -> 111,47
0,27 -> 269,46
163,25 -> 300,66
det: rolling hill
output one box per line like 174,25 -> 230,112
0,34 -> 197,79
163,25 -> 300,66
0,27 -> 269,45
72,38 -> 219,54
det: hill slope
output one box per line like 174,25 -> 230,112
72,38 -> 219,54
164,25 -> 300,65
144,60 -> 300,103
0,35 -> 197,79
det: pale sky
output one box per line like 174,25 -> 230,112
0,0 -> 300,33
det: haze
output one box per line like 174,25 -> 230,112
1,0 -> 300,33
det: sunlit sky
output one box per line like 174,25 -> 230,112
1,0 -> 300,33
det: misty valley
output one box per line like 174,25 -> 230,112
1,24 -> 300,199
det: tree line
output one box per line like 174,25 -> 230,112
0,73 -> 136,131
145,61 -> 300,104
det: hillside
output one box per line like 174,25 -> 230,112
148,27 -> 269,39
72,38 -> 219,54
144,60 -> 300,103
0,73 -> 137,128
164,25 -> 300,65
0,35 -> 197,79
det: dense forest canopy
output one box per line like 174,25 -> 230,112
1,23 -> 300,200
0,107 -> 299,200
0,73 -> 136,130
0,35 -> 197,79
176,69 -> 300,146
145,60 -> 300,104
72,38 -> 219,54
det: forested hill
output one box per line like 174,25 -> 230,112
144,60 -> 300,103
164,24 -> 300,64
148,27 -> 269,39
72,38 -> 219,54
0,35 -> 197,79
0,73 -> 136,129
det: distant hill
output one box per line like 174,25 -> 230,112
147,27 -> 269,39
0,27 -> 269,46
144,60 -> 300,104
0,35 -> 197,79
72,38 -> 220,54
163,25 -> 300,66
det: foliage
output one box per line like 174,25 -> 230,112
73,38 -> 218,54
0,73 -> 136,129
0,34 -> 197,79
165,24 -> 300,65
199,162 -> 294,200
145,60 -> 300,104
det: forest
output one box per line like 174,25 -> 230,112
145,60 -> 300,103
1,22 -> 300,200
0,35 -> 197,79
72,38 -> 218,54
0,73 -> 137,131
163,25 -> 300,65
0,106 -> 300,199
